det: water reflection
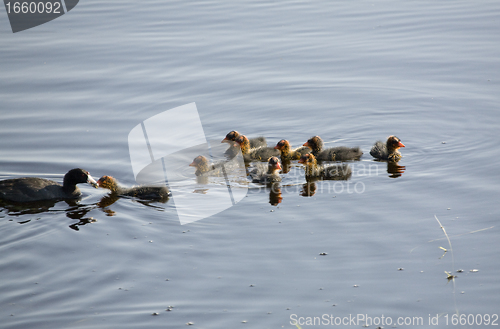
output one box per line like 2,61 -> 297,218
387,161 -> 406,178
268,183 -> 282,206
96,194 -> 119,210
96,192 -> 168,217
186,157 -> 358,204
371,159 -> 406,178
301,181 -> 317,197
66,205 -> 96,231
0,198 -> 96,231
281,159 -> 292,174
0,198 -> 79,216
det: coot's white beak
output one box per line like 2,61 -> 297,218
87,175 -> 98,188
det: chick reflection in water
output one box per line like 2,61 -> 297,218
268,183 -> 282,206
387,161 -> 406,178
301,181 -> 317,197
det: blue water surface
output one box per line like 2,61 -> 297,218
0,1 -> 499,328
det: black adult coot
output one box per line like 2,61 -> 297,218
274,139 -> 310,161
0,168 -> 98,203
370,136 -> 405,161
303,136 -> 362,161
96,175 -> 170,201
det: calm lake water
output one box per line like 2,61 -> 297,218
1,1 -> 499,328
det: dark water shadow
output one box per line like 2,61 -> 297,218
0,198 -> 95,231
371,159 -> 406,178
96,193 -> 169,217
0,198 -> 77,216
268,183 -> 282,206
1,192 -> 170,231
301,181 -> 317,197
281,159 -> 292,174
387,161 -> 406,178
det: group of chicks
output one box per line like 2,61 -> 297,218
190,130 -> 406,185
0,131 -> 404,204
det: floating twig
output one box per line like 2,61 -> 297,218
435,215 -> 459,316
